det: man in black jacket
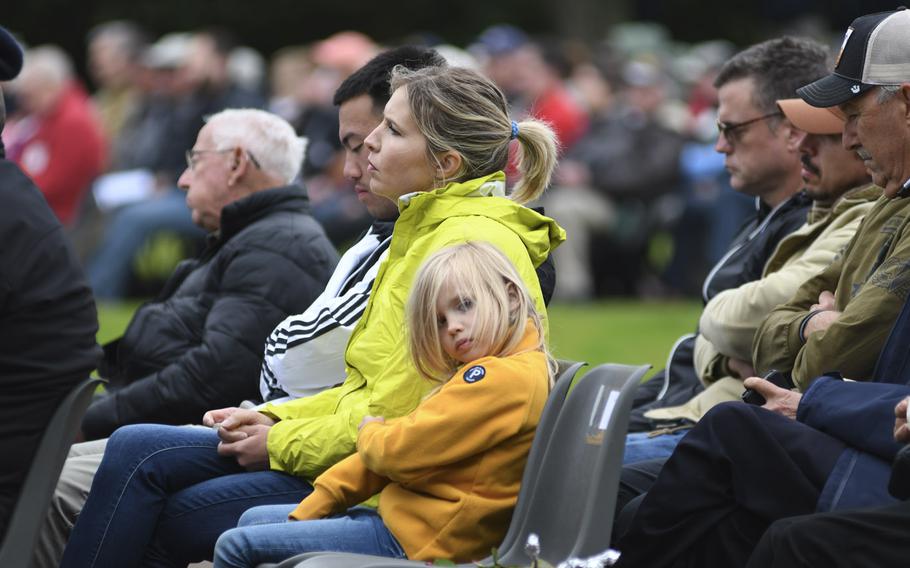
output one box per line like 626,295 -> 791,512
80,107 -> 338,440
0,27 -> 101,540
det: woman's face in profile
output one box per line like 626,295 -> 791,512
364,86 -> 438,202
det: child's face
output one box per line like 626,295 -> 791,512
436,282 -> 486,365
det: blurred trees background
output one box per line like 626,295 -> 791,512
3,0 -> 897,82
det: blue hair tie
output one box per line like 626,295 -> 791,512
510,120 -> 519,140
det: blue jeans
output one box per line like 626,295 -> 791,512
214,505 -> 406,568
60,424 -> 313,567
622,430 -> 689,465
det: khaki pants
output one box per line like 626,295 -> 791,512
31,438 -> 107,568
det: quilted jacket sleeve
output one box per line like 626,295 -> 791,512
81,227 -> 337,439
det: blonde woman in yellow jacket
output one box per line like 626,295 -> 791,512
213,241 -> 554,567
60,65 -> 564,567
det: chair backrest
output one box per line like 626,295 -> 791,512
0,377 -> 103,568
572,364 -> 650,558
495,359 -> 585,558
498,363 -> 650,566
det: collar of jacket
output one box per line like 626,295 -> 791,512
392,171 -> 566,266
807,183 -> 882,224
397,171 -> 507,210
757,190 -> 812,223
216,185 -> 310,242
370,218 -> 397,241
451,318 -> 543,379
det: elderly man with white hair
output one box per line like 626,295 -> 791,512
81,107 -> 338,441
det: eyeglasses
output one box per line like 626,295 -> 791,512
716,112 -> 783,146
185,148 -> 263,170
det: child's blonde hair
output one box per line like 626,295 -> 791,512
406,241 -> 555,388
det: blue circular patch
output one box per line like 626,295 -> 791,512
463,365 -> 486,383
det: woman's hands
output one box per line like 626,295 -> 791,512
203,407 -> 276,470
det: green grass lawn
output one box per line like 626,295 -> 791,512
546,300 -> 701,379
98,299 -> 702,380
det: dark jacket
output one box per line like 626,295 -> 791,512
702,191 -> 812,302
0,159 -> 100,391
83,185 -> 338,439
797,377 -> 902,512
0,156 -> 100,537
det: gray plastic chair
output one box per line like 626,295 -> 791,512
0,377 -> 103,568
256,360 -> 587,568
280,362 -> 649,568
569,363 -> 649,559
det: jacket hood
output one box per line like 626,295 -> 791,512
399,172 -> 566,267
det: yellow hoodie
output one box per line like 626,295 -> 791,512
289,324 -> 549,562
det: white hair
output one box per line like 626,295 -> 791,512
205,108 -> 308,184
22,45 -> 73,87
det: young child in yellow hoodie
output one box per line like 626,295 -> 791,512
213,241 -> 554,567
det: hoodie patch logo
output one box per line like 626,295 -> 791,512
463,365 -> 486,383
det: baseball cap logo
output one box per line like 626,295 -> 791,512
851,85 -> 861,94
835,27 -> 853,68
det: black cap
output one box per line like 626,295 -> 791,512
0,26 -> 23,81
798,8 -> 909,107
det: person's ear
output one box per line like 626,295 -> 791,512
780,119 -> 802,153
786,125 -> 807,153
435,150 -> 462,182
899,83 -> 910,122
506,282 -> 521,313
227,147 -> 247,186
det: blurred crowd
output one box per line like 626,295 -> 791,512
0,20 -> 792,301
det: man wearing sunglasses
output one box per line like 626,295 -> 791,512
79,108 -> 338,442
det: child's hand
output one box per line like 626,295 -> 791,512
358,415 -> 385,431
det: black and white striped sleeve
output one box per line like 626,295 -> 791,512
259,226 -> 392,401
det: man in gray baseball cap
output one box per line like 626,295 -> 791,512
0,26 -> 101,540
